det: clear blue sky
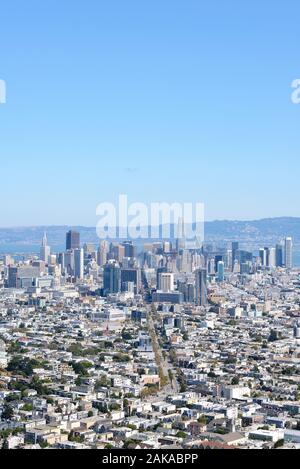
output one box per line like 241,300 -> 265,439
0,0 -> 299,227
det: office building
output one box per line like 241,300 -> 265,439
195,268 -> 207,306
285,237 -> 293,269
267,247 -> 276,268
259,248 -> 267,267
121,268 -> 141,294
97,240 -> 109,267
122,241 -> 135,258
232,242 -> 239,271
159,273 -> 174,292
74,248 -> 84,280
217,261 -> 225,282
157,266 -> 167,289
276,244 -> 284,267
152,291 -> 184,304
103,260 -> 121,295
8,265 -> 40,288
66,230 -> 80,251
40,233 -> 50,263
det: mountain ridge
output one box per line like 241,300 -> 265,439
0,217 -> 299,253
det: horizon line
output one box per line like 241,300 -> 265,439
0,215 -> 299,230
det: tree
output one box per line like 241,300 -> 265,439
7,356 -> 44,377
22,403 -> 33,412
71,361 -> 93,376
95,375 -> 111,389
39,441 -> 49,449
274,439 -> 284,449
231,376 -> 239,385
2,439 -> 9,450
68,431 -> 84,443
109,403 -> 121,411
2,404 -> 14,420
113,353 -> 130,363
122,329 -> 133,341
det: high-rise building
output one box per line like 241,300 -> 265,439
159,273 -> 174,292
259,248 -> 267,267
285,237 -> 293,269
163,241 -> 171,253
195,268 -> 207,306
65,250 -> 75,276
208,258 -> 215,275
111,244 -> 125,263
3,255 -> 14,266
66,230 -> 80,251
231,242 -> 239,271
121,268 -> 141,294
74,248 -> 84,280
217,261 -> 225,282
215,255 -> 223,272
8,265 -> 40,288
103,260 -> 121,295
97,240 -> 109,267
122,241 -> 135,258
238,250 -> 253,265
267,247 -> 276,268
276,244 -> 284,267
83,243 -> 95,254
40,233 -> 50,263
157,266 -> 167,289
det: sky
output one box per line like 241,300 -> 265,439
0,0 -> 300,227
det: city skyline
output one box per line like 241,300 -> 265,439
1,1 -> 300,226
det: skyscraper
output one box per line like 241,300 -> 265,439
231,242 -> 239,271
103,260 -> 121,296
159,273 -> 174,292
217,261 -> 225,282
64,250 -> 75,276
74,248 -> 84,280
66,230 -> 80,251
157,266 -> 167,289
111,244 -> 125,263
267,247 -> 276,268
40,232 -> 50,263
195,268 -> 207,306
97,240 -> 109,267
121,268 -> 141,294
122,241 -> 135,258
285,237 -> 293,269
275,244 -> 284,267
259,248 -> 267,267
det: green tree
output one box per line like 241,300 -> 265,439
2,404 -> 14,420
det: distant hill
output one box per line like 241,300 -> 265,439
0,217 -> 299,253
205,217 -> 300,245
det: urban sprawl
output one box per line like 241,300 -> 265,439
0,231 -> 300,450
